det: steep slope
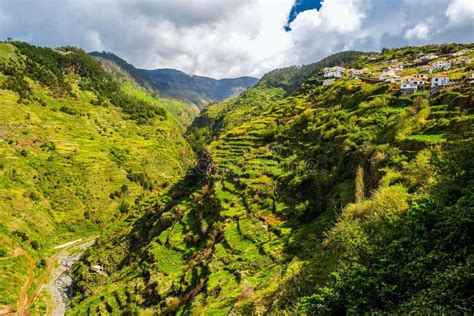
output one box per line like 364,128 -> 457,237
259,50 -> 367,92
70,43 -> 474,314
90,52 -> 259,109
93,56 -> 200,128
0,42 -> 194,314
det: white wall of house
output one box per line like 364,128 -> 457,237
432,61 -> 451,71
323,66 -> 344,78
431,76 -> 450,87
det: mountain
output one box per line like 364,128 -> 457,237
89,51 -> 259,108
0,42 -> 194,314
69,43 -> 474,315
259,50 -> 368,92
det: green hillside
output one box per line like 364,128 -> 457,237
69,43 -> 474,314
89,51 -> 259,109
0,42 -> 194,313
92,55 -> 200,128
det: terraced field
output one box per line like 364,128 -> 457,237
0,42 -> 195,313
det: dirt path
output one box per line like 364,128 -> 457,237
4,238 -> 97,316
15,248 -> 35,316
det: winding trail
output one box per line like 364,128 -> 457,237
15,248 -> 35,316
2,238 -> 97,316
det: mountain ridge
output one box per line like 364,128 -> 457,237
89,51 -> 259,108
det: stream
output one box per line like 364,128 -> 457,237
49,240 -> 96,316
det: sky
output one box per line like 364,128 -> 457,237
0,0 -> 473,78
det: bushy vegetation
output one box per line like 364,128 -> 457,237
1,41 -> 473,314
7,42 -> 167,123
0,42 -> 194,311
69,43 -> 474,315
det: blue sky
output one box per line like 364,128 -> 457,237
286,0 -> 323,31
0,0 -> 473,78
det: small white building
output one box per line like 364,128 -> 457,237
380,70 -> 402,83
451,57 -> 471,67
423,53 -> 438,61
379,70 -> 396,81
452,49 -> 471,57
323,66 -> 345,78
431,75 -> 450,88
348,68 -> 369,78
419,65 -> 431,73
400,77 -> 426,94
431,61 -> 451,71
400,81 -> 418,94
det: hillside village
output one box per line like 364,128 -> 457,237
321,46 -> 474,95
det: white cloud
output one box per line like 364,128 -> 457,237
446,0 -> 474,26
0,0 -> 472,78
320,0 -> 365,33
405,21 -> 431,40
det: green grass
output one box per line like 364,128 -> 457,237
405,134 -> 446,143
0,42 -> 195,310
10,42 -> 474,315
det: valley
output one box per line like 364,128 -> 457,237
0,41 -> 473,314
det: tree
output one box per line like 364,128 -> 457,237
30,240 -> 40,250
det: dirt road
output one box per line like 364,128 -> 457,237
4,238 -> 96,316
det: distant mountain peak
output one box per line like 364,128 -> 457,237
89,51 -> 258,108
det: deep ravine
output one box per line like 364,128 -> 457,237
48,239 -> 97,316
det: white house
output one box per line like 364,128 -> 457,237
431,75 -> 450,88
451,57 -> 471,67
379,70 -> 396,81
348,68 -> 369,78
323,66 -> 345,78
452,49 -> 471,57
419,65 -> 431,73
400,81 -> 418,94
400,76 -> 427,94
379,70 -> 401,83
422,53 -> 438,61
431,61 -> 451,71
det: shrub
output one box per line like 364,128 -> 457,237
119,200 -> 131,214
60,106 -> 78,115
12,230 -> 29,242
30,240 -> 40,250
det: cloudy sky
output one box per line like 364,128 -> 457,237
0,0 -> 473,78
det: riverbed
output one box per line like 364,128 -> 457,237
49,240 -> 96,315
